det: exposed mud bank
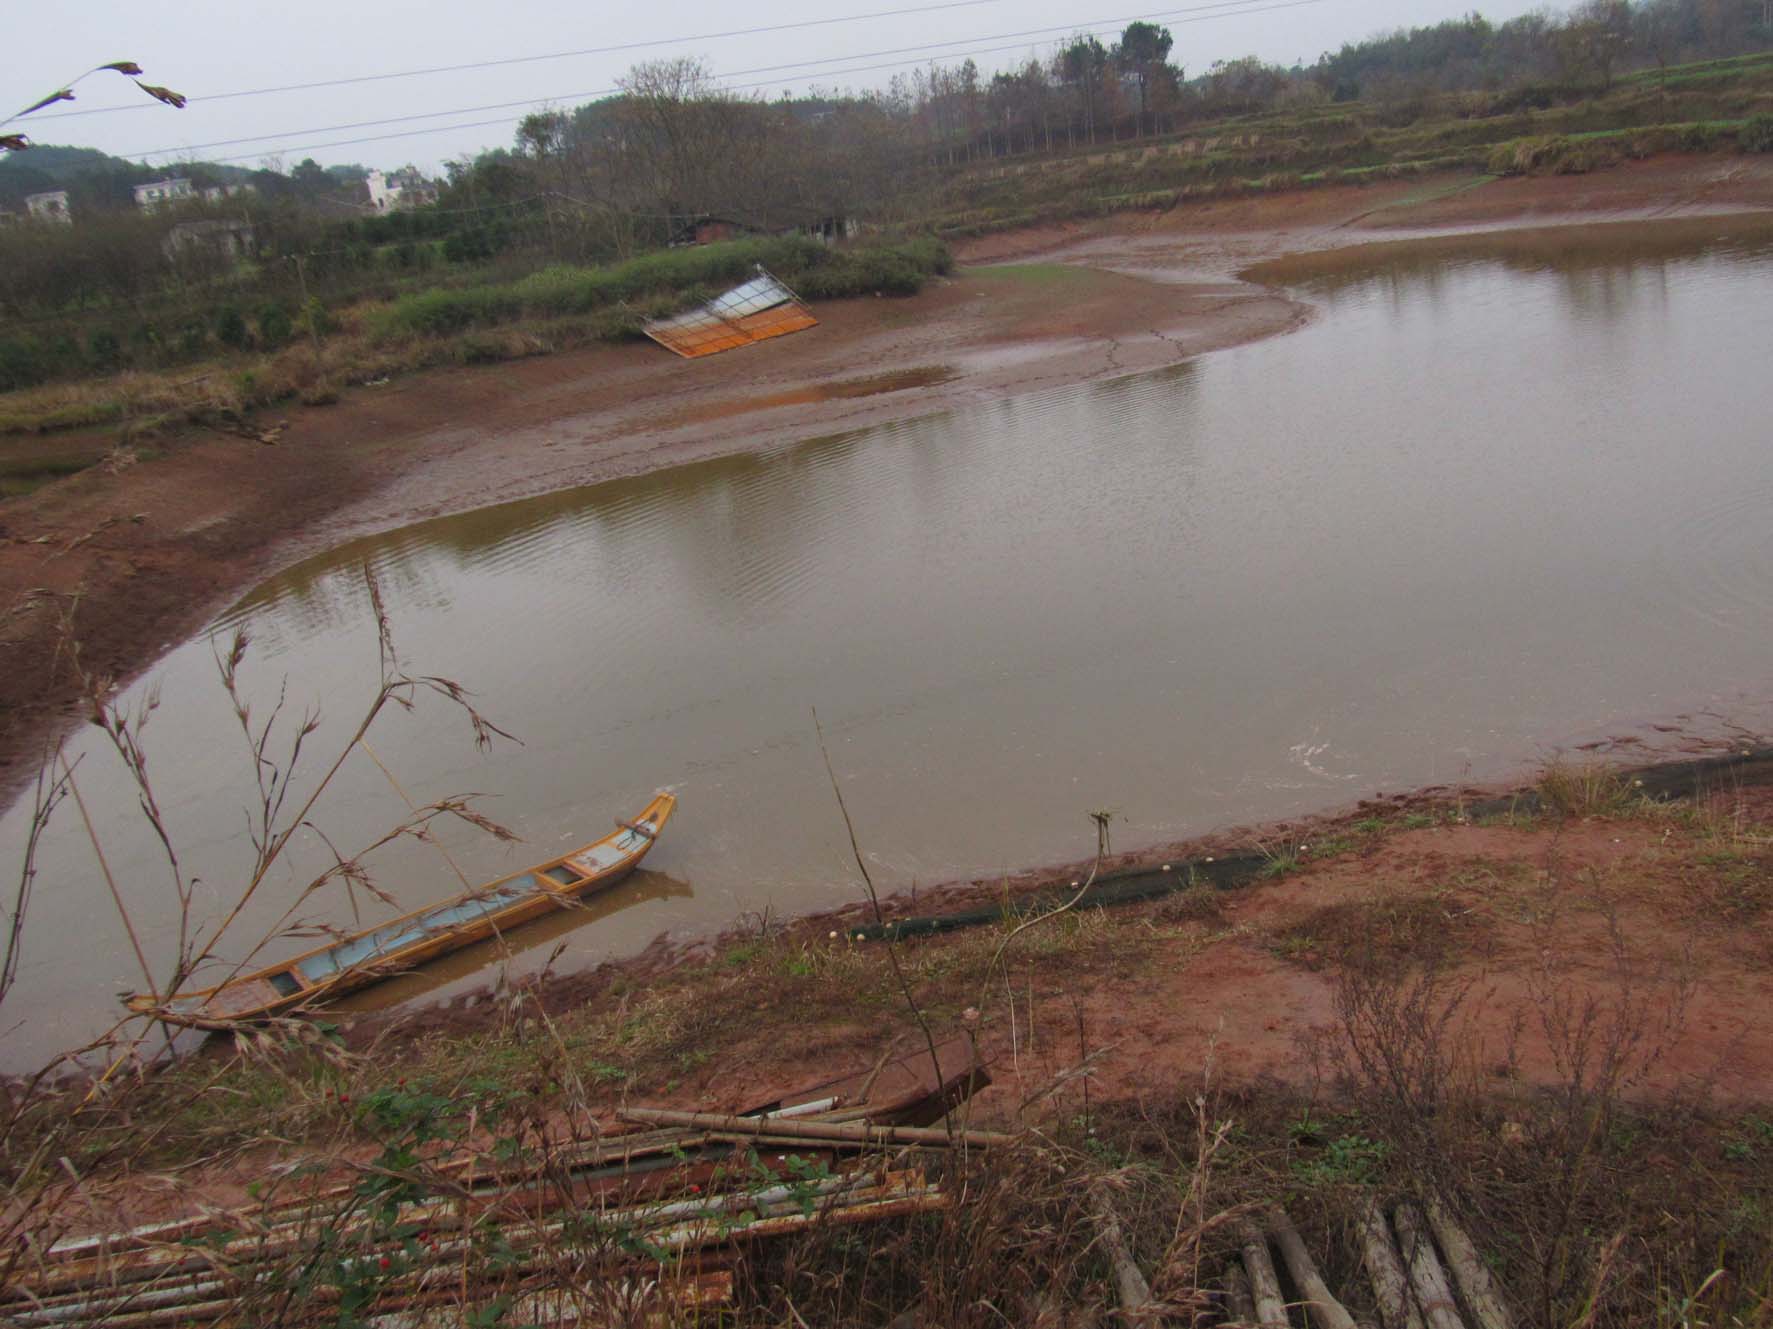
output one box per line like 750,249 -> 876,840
222,743 -> 1773,1113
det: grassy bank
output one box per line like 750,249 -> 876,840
6,759 -> 1772,1324
370,234 -> 949,338
0,235 -> 951,459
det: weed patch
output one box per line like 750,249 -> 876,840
1273,890 -> 1489,972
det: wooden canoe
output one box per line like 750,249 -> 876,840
126,791 -> 677,1029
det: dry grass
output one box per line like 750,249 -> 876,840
1272,888 -> 1493,973
8,760 -> 1773,1325
1536,759 -> 1641,819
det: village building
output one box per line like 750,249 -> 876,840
164,218 -> 257,261
366,166 -> 436,212
667,214 -> 753,247
24,190 -> 72,224
133,177 -> 195,211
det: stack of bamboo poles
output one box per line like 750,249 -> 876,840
1215,1199 -> 1514,1329
7,1092 -> 1010,1328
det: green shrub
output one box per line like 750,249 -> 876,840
0,337 -> 53,392
213,306 -> 251,349
85,328 -> 122,372
373,236 -> 951,341
302,298 -> 337,338
1487,134 -> 1621,176
1679,122 -> 1722,151
1741,113 -> 1773,153
175,321 -> 208,358
442,221 -> 512,264
256,302 -> 295,348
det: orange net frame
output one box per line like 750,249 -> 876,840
643,266 -> 819,358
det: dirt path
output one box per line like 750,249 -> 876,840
4,154 -> 1773,796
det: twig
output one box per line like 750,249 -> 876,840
1,757 -> 70,1008
359,738 -> 475,893
973,827 -> 1108,1018
60,748 -> 158,1003
813,706 -> 952,1143
1017,1042 -> 1120,1112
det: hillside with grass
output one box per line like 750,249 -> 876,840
929,50 -> 1773,238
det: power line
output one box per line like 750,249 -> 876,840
121,0 -> 1282,158
128,0 -> 1331,164
27,0 -> 1024,123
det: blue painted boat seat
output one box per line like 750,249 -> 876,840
297,877 -> 537,982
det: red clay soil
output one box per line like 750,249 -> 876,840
5,153 -> 1773,799
47,777 -> 1772,1238
561,781 -> 1773,1125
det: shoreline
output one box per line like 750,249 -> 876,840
336,736 -> 1771,1051
5,155 -> 1772,800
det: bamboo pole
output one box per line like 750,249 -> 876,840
40,1125 -> 713,1265
1357,1199 -> 1425,1329
1425,1200 -> 1513,1329
12,1179 -> 937,1326
1087,1180 -> 1153,1316
19,1168 -> 902,1307
618,1106 -> 1017,1148
1238,1222 -> 1292,1329
1392,1203 -> 1466,1329
1266,1206 -> 1359,1329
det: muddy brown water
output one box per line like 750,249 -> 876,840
5,219 -> 1773,1069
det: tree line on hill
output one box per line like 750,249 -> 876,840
0,0 -> 1766,394
437,0 -> 1769,260
0,147 -> 373,216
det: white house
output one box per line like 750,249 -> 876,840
366,166 -> 435,212
133,177 -> 195,211
24,190 -> 72,224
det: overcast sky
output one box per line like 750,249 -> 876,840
5,0 -> 1559,174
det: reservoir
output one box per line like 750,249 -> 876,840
4,217 -> 1771,1068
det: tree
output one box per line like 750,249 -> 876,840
289,158 -> 332,199
516,110 -> 569,161
1114,22 -> 1175,132
1057,35 -> 1109,143
1557,0 -> 1633,88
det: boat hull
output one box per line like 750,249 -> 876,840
127,792 -> 676,1028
